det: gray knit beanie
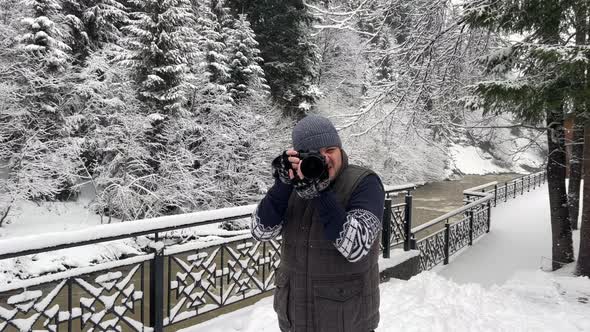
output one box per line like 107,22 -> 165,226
292,115 -> 342,151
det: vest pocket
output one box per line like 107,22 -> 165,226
313,278 -> 363,332
273,269 -> 291,330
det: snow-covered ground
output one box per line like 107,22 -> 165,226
181,184 -> 590,332
448,142 -> 544,175
437,183 -> 566,286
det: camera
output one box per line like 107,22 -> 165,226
294,150 -> 327,179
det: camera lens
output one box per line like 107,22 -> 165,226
300,155 -> 325,179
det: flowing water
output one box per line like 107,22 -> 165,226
411,173 -> 518,227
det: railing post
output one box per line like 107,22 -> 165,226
150,232 -> 164,332
404,193 -> 413,251
521,179 -> 524,195
527,176 -> 530,192
468,210 -> 474,246
410,234 -> 416,250
486,200 -> 492,233
504,182 -> 508,202
444,222 -> 450,265
514,181 -> 517,198
382,199 -> 392,258
494,184 -> 498,207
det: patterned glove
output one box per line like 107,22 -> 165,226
293,171 -> 330,199
271,151 -> 293,185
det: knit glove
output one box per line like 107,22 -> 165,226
271,151 -> 293,185
293,172 -> 330,199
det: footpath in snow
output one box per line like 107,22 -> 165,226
182,184 -> 590,332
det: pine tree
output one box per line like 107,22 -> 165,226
1,0 -> 84,202
463,0 -> 586,270
20,0 -> 70,72
195,0 -> 231,86
122,0 -> 198,114
61,0 -> 128,65
226,14 -> 268,101
192,0 -> 233,113
227,0 -> 320,118
210,0 -> 234,43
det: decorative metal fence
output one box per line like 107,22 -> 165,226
411,170 -> 547,271
0,206 -> 265,332
0,171 -> 546,331
382,184 -> 416,256
0,184 -> 415,331
463,171 -> 547,206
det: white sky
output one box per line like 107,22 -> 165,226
182,184 -> 590,332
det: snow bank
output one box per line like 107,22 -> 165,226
448,145 -> 508,174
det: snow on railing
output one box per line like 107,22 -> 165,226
384,183 -> 416,196
0,204 -> 256,260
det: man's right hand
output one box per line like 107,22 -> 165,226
272,149 -> 303,185
285,149 -> 304,180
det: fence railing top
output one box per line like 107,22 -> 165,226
464,181 -> 498,194
411,194 -> 492,234
509,170 -> 545,183
384,183 -> 416,194
0,204 -> 257,261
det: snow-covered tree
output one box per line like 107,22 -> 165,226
462,0 -> 587,271
0,0 -> 83,204
19,0 -> 70,72
228,0 -> 321,118
310,0 -> 499,138
122,0 -> 198,114
195,0 -> 231,85
61,0 -> 128,65
210,0 -> 234,43
189,0 -> 233,113
226,14 -> 269,101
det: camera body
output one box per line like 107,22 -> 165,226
295,150 -> 328,179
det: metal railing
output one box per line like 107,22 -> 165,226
382,184 -> 416,257
410,170 -> 547,271
0,206 -> 262,331
463,171 -> 547,206
0,184 -> 415,331
0,170 -> 547,330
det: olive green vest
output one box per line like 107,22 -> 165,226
273,158 -> 381,332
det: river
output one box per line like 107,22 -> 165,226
411,173 -> 518,227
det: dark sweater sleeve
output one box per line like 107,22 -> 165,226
251,179 -> 293,241
314,175 -> 385,262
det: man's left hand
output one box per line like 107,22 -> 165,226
293,173 -> 330,199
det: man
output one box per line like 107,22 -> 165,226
251,115 -> 385,332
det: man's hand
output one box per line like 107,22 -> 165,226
272,149 -> 304,185
285,149 -> 305,180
